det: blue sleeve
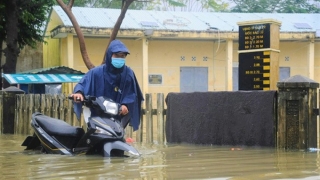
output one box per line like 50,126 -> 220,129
72,70 -> 94,120
121,69 -> 144,131
74,70 -> 93,94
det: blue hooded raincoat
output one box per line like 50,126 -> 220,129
73,40 -> 144,131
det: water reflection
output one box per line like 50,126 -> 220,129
1,134 -> 320,179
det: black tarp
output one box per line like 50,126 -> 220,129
165,91 -> 277,147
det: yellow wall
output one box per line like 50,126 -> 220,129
72,38 -> 109,71
43,32 -> 320,97
278,41 -> 310,76
43,9 -> 62,68
315,43 -> 320,80
43,38 -> 60,67
68,38 -> 237,95
43,8 -> 320,101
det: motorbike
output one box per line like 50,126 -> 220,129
21,95 -> 140,157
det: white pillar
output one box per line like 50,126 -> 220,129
308,39 -> 315,79
226,39 -> 233,91
142,37 -> 149,96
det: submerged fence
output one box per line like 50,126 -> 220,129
1,80 -> 319,150
0,93 -> 166,144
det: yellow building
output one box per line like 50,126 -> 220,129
44,6 -> 320,97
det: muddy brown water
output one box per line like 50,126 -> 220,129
1,134 -> 320,180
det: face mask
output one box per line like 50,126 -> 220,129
111,58 -> 125,68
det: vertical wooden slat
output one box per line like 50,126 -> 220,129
59,94 -> 65,121
125,126 -> 133,139
24,94 -> 28,135
157,93 -> 165,144
136,110 -> 143,143
44,94 -> 49,116
23,94 -> 29,135
40,94 -> 46,114
13,94 -> 18,134
0,94 -> 3,134
27,94 -> 34,134
52,94 -> 59,119
13,94 -> 19,134
34,94 -> 41,113
145,93 -> 153,144
66,98 -> 73,125
14,94 -> 18,134
45,94 -> 52,117
30,94 -> 41,135
17,95 -> 24,134
22,94 -> 28,135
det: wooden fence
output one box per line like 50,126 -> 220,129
0,93 -> 166,144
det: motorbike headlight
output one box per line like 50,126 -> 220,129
102,100 -> 118,115
95,126 -> 112,136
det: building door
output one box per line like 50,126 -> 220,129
180,67 -> 208,92
279,67 -> 290,81
233,67 -> 239,91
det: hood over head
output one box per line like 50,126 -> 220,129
105,40 -> 130,73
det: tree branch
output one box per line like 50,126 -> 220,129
56,0 -> 95,69
101,0 -> 134,65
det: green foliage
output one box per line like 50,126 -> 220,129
0,0 -> 54,50
207,0 -> 229,12
58,0 -> 230,11
167,0 -> 186,7
20,0 -> 54,49
144,0 -> 229,11
230,0 -> 320,13
66,0 -> 144,9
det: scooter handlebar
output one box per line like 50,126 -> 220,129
67,95 -> 82,102
68,95 -> 74,100
67,95 -> 96,102
68,95 -> 121,115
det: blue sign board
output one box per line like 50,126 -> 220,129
3,74 -> 84,84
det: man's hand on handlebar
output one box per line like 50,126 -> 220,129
119,105 -> 129,116
70,93 -> 84,103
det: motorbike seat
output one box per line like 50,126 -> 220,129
33,113 -> 85,137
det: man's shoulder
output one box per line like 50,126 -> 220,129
88,65 -> 105,74
124,66 -> 135,76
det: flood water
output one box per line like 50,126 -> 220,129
1,134 -> 320,180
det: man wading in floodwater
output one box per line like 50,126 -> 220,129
71,39 -> 144,131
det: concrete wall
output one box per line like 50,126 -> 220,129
16,43 -> 43,73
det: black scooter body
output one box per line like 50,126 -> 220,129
22,96 -> 140,157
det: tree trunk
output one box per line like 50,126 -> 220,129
3,0 -> 19,88
56,0 -> 134,70
56,0 -> 95,70
102,0 -> 134,65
